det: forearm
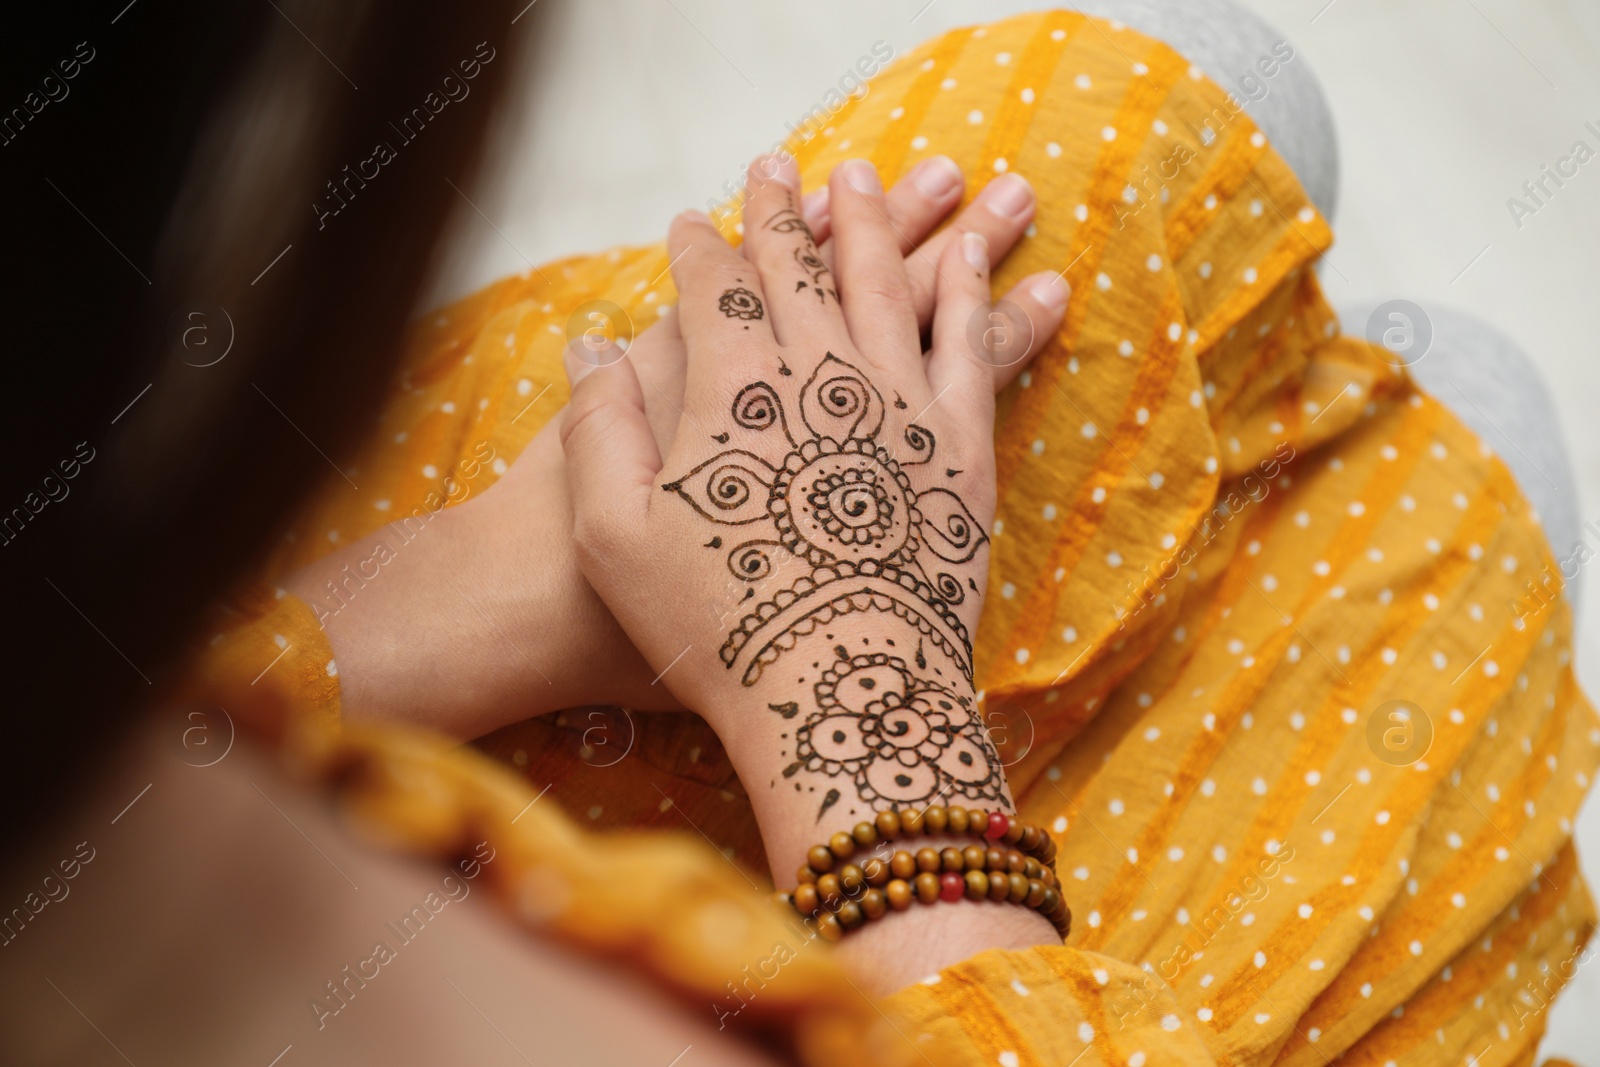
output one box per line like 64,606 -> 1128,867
710,617 -> 1060,996
281,430 -> 665,738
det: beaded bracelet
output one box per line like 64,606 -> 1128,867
773,806 -> 1070,941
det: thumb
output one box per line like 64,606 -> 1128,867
560,342 -> 662,556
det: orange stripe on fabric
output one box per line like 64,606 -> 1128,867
862,27 -> 978,182
1280,668 -> 1579,1062
1077,399 -> 1439,949
989,287 -> 1187,692
1165,113 -> 1266,261
992,44 -> 1187,504
931,964 -> 1046,1066
974,13 -> 1082,173
1032,947 -> 1120,1062
1191,219 -> 1328,353
1327,845 -> 1582,1067
1206,477 -> 1513,1024
1020,471 -> 1295,821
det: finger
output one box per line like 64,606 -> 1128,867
739,153 -> 848,346
666,209 -> 773,397
924,232 -> 999,446
559,349 -> 662,576
618,308 -> 689,456
808,154 -> 965,262
984,270 -> 1070,390
801,186 -> 831,244
904,172 -> 1038,336
830,158 -> 921,369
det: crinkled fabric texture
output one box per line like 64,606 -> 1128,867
199,11 -> 1597,1067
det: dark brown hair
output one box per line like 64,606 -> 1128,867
0,0 -> 520,848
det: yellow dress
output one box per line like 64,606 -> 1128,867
185,12 -> 1597,1065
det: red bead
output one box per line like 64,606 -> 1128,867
985,812 -> 1010,841
939,871 -> 966,903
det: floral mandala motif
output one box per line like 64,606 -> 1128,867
788,652 -> 1003,812
661,353 -> 987,685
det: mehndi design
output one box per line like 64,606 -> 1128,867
660,353 -> 986,685
781,649 -> 1004,820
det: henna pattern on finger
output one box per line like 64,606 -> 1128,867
766,204 -> 837,305
776,647 -> 1005,821
659,352 -> 988,686
718,287 -> 764,321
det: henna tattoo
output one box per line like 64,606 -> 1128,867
777,648 -> 1005,820
718,287 -> 764,321
766,205 -> 836,304
660,352 -> 988,685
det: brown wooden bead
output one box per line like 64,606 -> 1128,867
1006,850 -> 1027,875
940,847 -> 965,873
797,864 -> 818,885
839,864 -> 865,895
1039,887 -> 1061,917
1019,825 -> 1041,852
890,850 -> 918,880
807,846 -> 836,874
985,847 -> 1006,871
837,901 -> 865,930
946,806 -> 969,835
815,911 -> 843,941
861,888 -> 887,920
899,807 -> 924,835
1058,905 -> 1072,937
988,871 -> 1011,901
915,847 -> 942,873
816,873 -> 842,906
1001,818 -> 1025,845
964,869 -> 989,901
886,879 -> 913,911
1008,873 -> 1029,903
852,821 -> 880,849
914,871 -> 941,904
966,808 -> 988,835
875,809 -> 902,840
862,857 -> 890,887
923,805 -> 948,833
1025,879 -> 1046,908
793,883 -> 820,916
1040,866 -> 1057,889
829,831 -> 856,859
772,891 -> 793,910
1023,857 -> 1042,880
962,845 -> 987,871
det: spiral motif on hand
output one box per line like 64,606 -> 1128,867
727,541 -> 779,581
902,423 -> 935,465
707,465 -> 753,510
718,287 -> 764,320
934,572 -> 965,605
940,512 -> 973,549
733,383 -> 781,431
818,374 -> 866,419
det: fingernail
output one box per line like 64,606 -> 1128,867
912,155 -> 962,199
962,231 -> 989,271
752,151 -> 800,189
841,159 -> 882,196
980,173 -> 1034,219
1025,271 -> 1070,311
802,186 -> 831,229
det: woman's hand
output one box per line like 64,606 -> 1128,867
286,154 -> 1062,741
561,156 -> 1068,990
